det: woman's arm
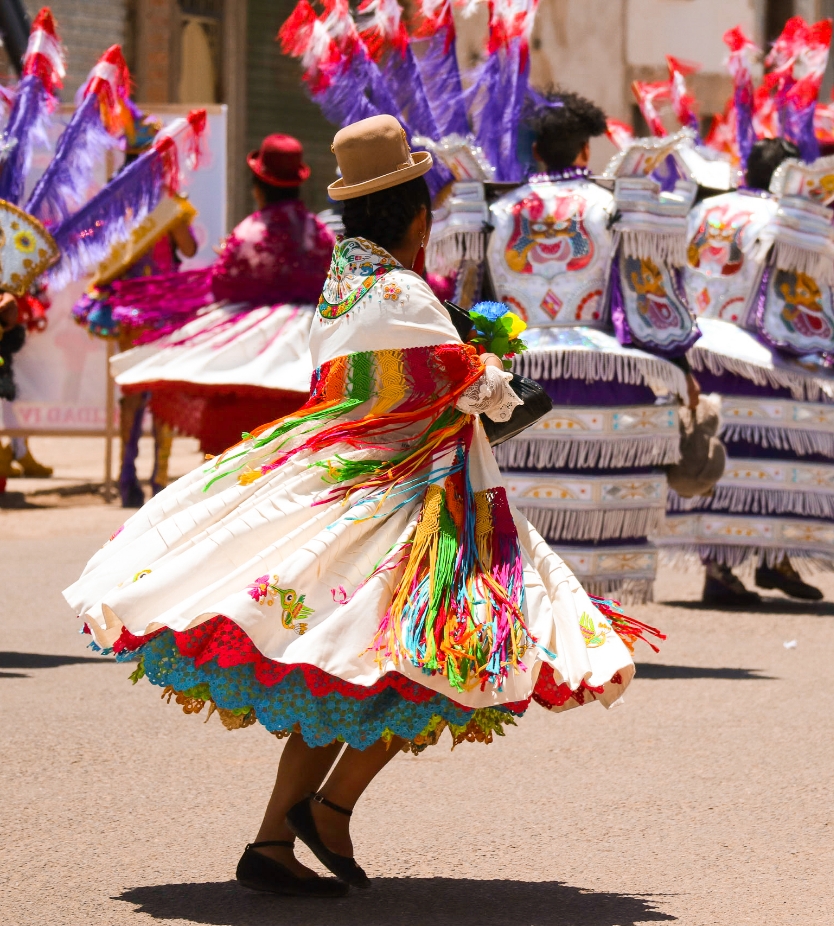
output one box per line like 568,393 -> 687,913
171,220 -> 198,259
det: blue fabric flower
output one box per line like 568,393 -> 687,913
471,300 -> 510,322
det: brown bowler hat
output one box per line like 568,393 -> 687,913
328,115 -> 433,201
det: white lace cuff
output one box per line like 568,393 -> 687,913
455,365 -> 522,422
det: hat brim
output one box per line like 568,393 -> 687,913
327,151 -> 433,201
247,151 -> 310,188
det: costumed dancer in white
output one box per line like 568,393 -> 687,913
64,115 -> 662,897
654,19 -> 834,603
670,139 -> 834,603
488,93 -> 694,603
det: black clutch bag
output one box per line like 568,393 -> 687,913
443,301 -> 553,446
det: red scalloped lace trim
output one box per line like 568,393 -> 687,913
112,615 -> 531,713
532,663 -> 623,709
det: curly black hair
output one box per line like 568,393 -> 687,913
745,138 -> 799,192
530,89 -> 607,171
341,176 -> 431,253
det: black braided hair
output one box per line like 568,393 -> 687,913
745,138 -> 799,191
530,89 -> 607,171
341,176 -> 431,252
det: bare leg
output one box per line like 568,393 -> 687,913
253,733 -> 343,877
311,735 -> 406,858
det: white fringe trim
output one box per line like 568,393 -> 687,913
721,422 -> 834,457
426,230 -> 485,277
772,241 -> 834,287
514,348 -> 687,398
580,577 -> 655,604
495,432 -> 681,470
659,543 -> 834,572
668,485 -> 834,519
618,229 -> 687,268
519,505 -> 664,542
688,346 -> 830,403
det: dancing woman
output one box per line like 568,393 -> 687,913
65,116 -> 656,897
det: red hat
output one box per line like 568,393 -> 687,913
247,134 -> 310,187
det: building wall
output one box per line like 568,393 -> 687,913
245,0 -> 338,216
530,0 -> 628,119
22,0 -> 127,100
627,0 -> 756,73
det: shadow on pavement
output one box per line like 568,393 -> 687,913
115,878 -> 675,926
0,491 -> 39,509
635,663 -> 773,681
662,598 -> 834,616
0,651 -> 116,670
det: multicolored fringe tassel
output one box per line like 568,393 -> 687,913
207,343 -> 484,498
590,595 -> 665,653
369,474 -> 534,693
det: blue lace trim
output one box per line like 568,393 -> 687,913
135,631 -> 527,749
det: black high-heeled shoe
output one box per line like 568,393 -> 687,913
236,839 -> 350,897
286,795 -> 371,889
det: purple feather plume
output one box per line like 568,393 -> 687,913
314,55 -> 381,127
25,92 -> 116,225
381,46 -> 439,139
412,28 -> 470,138
49,150 -> 168,288
782,96 -> 821,164
466,54 -> 503,175
468,39 -> 530,182
0,75 -> 52,206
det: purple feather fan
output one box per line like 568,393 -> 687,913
0,75 -> 52,206
467,40 -> 530,182
412,27 -> 470,139
49,151 -> 168,288
25,92 -> 116,225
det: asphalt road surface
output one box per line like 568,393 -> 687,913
2,501 -> 832,926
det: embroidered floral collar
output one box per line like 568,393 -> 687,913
318,236 -> 400,320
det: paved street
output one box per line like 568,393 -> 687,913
1,439 -> 832,925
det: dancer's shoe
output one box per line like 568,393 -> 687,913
755,558 -> 823,601
286,795 -> 371,889
236,839 -> 349,897
702,563 -> 761,607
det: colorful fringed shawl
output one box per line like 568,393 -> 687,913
207,340 -> 538,693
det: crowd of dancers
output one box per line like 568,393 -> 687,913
0,0 -> 829,898
7,4 -> 833,607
